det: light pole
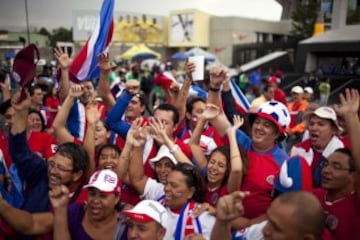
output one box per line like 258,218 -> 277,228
25,0 -> 30,44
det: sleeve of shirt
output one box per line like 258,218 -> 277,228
235,129 -> 252,151
105,90 -> 132,138
66,99 -> 83,140
8,131 -> 47,181
198,212 -> 216,240
142,178 -> 165,201
222,90 -> 240,123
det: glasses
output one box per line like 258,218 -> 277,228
48,161 -> 74,173
320,159 -> 352,171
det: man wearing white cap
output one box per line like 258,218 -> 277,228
287,86 -> 308,151
290,105 -> 346,187
303,87 -> 314,102
122,200 -> 168,240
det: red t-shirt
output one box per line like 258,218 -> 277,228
274,88 -> 287,106
27,131 -> 57,160
45,96 -> 60,128
205,185 -> 228,207
241,151 -> 282,218
313,188 -> 360,240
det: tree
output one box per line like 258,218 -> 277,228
49,27 -> 73,48
38,27 -> 51,37
290,0 -> 320,39
37,27 -> 73,47
347,7 -> 360,25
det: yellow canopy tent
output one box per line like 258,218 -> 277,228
121,44 -> 161,61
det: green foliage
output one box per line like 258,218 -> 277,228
37,27 -> 73,47
347,7 -> 360,25
290,0 -> 320,39
38,27 -> 51,37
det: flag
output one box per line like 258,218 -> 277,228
229,78 -> 250,114
155,71 -> 208,99
70,0 -> 114,81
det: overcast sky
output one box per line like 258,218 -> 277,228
0,0 -> 282,31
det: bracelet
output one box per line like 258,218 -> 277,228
231,155 -> 241,160
209,86 -> 221,92
170,144 -> 180,154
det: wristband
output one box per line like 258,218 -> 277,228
231,155 -> 241,160
170,144 -> 180,154
209,86 -> 221,92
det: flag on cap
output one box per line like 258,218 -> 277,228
69,0 -> 114,81
229,78 -> 250,114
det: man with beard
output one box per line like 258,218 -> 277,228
0,93 -> 88,238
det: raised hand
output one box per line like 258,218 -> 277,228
209,65 -> 227,88
226,115 -> 244,135
86,100 -> 101,124
334,88 -> 359,117
125,79 -> 140,96
127,117 -> 147,147
68,84 -> 84,98
216,191 -> 249,222
54,47 -> 72,70
11,90 -> 30,112
98,52 -> 111,72
202,103 -> 220,120
149,117 -> 168,145
49,185 -> 70,209
185,61 -> 196,80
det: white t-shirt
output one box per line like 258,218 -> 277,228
231,221 -> 266,240
142,178 -> 216,240
142,177 -> 164,200
163,208 -> 215,240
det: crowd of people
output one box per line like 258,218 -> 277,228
0,45 -> 358,240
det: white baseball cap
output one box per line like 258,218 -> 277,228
304,87 -> 314,94
122,200 -> 168,229
150,145 -> 178,168
291,86 -> 304,94
83,169 -> 121,194
307,106 -> 340,129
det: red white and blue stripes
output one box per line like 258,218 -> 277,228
70,0 -> 114,81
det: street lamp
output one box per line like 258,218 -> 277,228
25,0 -> 30,44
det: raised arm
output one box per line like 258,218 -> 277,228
0,80 -> 11,102
207,65 -> 227,108
0,192 -> 53,235
188,115 -> 208,169
52,84 -> 83,144
173,62 -> 194,120
54,47 -> 72,103
211,191 -> 248,240
127,119 -> 148,195
83,100 -> 101,181
207,66 -> 232,136
10,92 -> 47,179
188,104 -> 221,169
98,52 -> 116,110
49,185 -> 71,240
334,88 -> 360,197
115,135 -> 133,184
150,118 -> 192,165
105,89 -> 134,138
226,115 -> 244,193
